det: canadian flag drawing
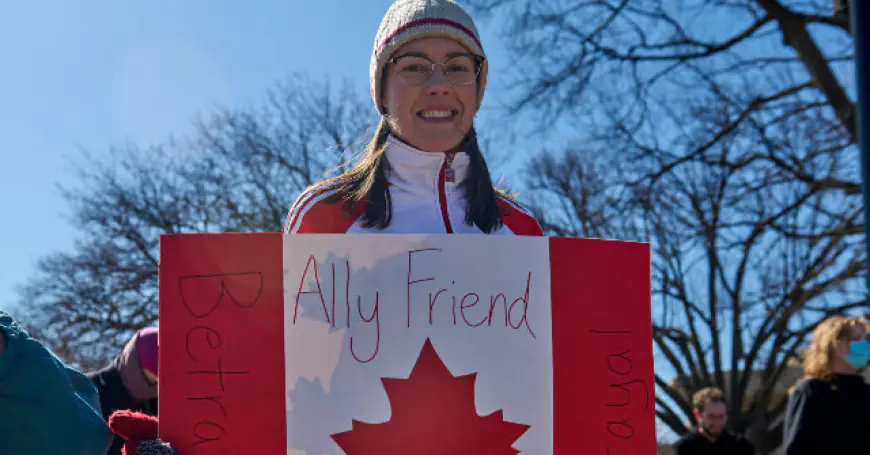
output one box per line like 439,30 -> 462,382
159,233 -> 654,455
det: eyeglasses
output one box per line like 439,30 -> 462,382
388,53 -> 484,86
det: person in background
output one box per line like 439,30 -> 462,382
88,326 -> 160,455
0,311 -> 112,455
783,315 -> 870,454
673,386 -> 755,455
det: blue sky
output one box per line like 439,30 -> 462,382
6,1 -> 853,443
0,0 -> 533,315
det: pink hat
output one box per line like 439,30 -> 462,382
136,327 -> 159,378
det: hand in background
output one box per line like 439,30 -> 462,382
109,410 -> 180,455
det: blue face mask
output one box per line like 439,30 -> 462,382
845,339 -> 870,369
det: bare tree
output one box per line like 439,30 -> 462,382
467,0 -> 855,139
467,0 -> 863,453
18,74 -> 375,369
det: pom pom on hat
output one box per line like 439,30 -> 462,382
370,0 -> 488,114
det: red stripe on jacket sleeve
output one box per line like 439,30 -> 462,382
284,186 -> 330,233
294,198 -> 366,234
496,197 -> 544,236
283,185 -> 366,234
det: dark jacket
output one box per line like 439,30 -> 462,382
783,374 -> 870,455
672,430 -> 754,455
87,332 -> 159,455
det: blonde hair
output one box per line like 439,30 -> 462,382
803,315 -> 869,381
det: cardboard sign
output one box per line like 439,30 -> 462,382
159,233 -> 653,454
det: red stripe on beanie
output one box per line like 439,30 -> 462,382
376,18 -> 482,55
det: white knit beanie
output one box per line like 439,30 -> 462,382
370,0 -> 488,115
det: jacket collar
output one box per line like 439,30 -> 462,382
384,135 -> 471,191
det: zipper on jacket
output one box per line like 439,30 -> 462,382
438,151 -> 456,233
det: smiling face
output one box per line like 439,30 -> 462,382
380,37 -> 480,153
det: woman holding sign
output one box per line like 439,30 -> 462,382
283,0 -> 543,237
112,1 -> 542,453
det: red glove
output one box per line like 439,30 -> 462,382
108,410 -> 180,455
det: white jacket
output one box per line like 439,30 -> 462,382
283,136 -> 542,236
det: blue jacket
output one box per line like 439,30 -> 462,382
0,311 -> 112,455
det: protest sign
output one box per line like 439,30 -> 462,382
159,233 -> 653,454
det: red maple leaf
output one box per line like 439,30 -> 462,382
331,339 -> 531,455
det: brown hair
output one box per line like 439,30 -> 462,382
308,118 -> 509,232
803,315 -> 869,381
307,44 -> 512,232
691,386 -> 726,413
